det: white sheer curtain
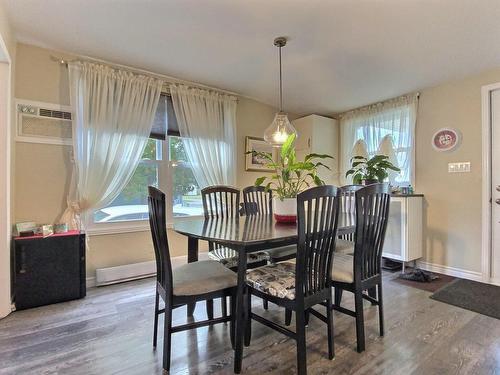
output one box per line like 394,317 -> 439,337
61,61 -> 163,229
169,84 -> 237,187
340,93 -> 418,185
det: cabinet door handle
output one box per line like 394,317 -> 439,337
496,198 -> 500,205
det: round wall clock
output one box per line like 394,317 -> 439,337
432,128 -> 462,152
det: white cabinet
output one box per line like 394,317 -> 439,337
291,115 -> 339,185
382,195 -> 423,270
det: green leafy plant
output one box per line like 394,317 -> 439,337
248,134 -> 334,199
345,154 -> 400,184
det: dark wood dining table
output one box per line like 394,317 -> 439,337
173,213 -> 356,373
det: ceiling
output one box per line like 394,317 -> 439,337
3,0 -> 500,115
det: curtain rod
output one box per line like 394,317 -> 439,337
338,92 -> 420,118
50,55 -> 240,98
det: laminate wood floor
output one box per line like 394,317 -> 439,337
0,272 -> 499,375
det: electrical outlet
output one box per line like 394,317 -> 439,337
448,162 -> 471,173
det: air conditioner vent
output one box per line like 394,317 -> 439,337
39,108 -> 72,120
16,99 -> 73,146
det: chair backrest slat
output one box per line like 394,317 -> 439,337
202,185 -> 240,255
338,185 -> 363,241
242,186 -> 272,216
354,183 -> 391,282
148,186 -> 173,295
296,186 -> 340,299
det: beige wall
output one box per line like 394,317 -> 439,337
14,43 -> 283,279
415,68 -> 500,274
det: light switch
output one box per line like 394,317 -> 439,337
448,162 -> 471,173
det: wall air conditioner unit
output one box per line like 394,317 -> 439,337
16,99 -> 73,146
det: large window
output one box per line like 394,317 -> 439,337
91,95 -> 203,232
340,94 -> 418,186
168,136 -> 203,218
93,139 -> 161,224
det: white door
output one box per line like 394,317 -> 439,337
490,89 -> 500,284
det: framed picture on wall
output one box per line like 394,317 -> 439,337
245,136 -> 278,172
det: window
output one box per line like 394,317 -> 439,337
168,136 -> 203,218
90,94 -> 203,233
354,122 -> 412,185
341,95 -> 418,186
93,138 -> 161,225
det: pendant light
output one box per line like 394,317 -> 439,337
264,37 -> 297,147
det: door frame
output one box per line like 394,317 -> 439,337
0,35 -> 12,318
481,83 -> 500,285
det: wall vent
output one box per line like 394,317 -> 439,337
39,108 -> 72,120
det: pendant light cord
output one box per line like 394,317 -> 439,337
279,45 -> 283,112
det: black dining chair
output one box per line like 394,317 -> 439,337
148,186 -> 237,373
335,184 -> 363,253
242,185 -> 297,311
245,185 -> 340,375
243,186 -> 297,263
330,183 -> 391,353
201,185 -> 268,316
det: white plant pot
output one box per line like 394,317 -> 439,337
273,197 -> 297,223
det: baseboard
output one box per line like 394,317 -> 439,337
488,278 -> 500,286
417,260 -> 483,282
86,252 -> 209,289
86,277 -> 96,288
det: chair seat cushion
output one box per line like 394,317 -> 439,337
208,249 -> 268,269
173,260 -> 237,296
263,245 -> 297,261
331,253 -> 354,283
335,239 -> 354,255
246,262 -> 296,300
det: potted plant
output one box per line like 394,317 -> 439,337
345,155 -> 400,185
249,134 -> 333,223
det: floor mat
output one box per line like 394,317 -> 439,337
430,278 -> 500,319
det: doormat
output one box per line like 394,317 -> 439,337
430,279 -> 500,320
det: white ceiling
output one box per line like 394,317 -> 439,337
3,0 -> 500,115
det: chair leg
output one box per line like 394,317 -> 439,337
354,290 -> 365,353
153,291 -> 159,349
244,290 -> 252,347
285,308 -> 292,326
295,308 -> 307,375
206,299 -> 214,320
334,287 -> 343,306
163,302 -> 173,373
305,309 -> 310,326
230,293 -> 236,349
377,283 -> 384,337
221,296 -> 228,318
262,299 -> 269,310
326,297 -> 335,360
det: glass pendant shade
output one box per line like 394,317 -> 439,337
264,112 -> 297,147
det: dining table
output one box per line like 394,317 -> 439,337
173,212 -> 356,373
